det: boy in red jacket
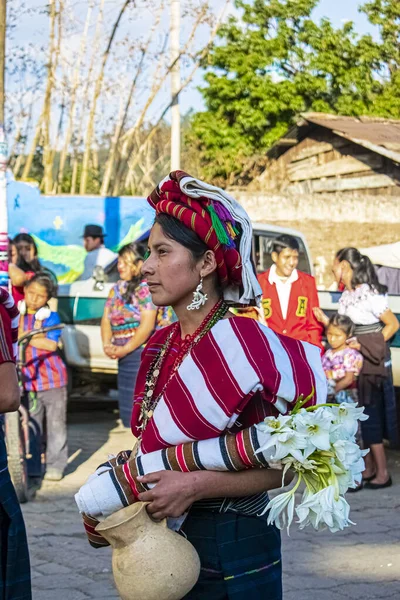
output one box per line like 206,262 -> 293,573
257,235 -> 323,348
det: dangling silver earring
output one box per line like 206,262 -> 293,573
187,278 -> 208,310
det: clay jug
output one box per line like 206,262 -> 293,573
96,502 -> 201,600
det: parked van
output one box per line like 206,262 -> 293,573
58,223 -> 400,392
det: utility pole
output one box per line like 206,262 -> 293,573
0,0 -> 8,288
170,0 -> 180,171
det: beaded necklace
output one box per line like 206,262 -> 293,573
137,299 -> 229,441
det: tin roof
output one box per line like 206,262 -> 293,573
267,113 -> 400,163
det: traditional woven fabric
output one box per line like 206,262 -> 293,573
0,288 -> 19,361
0,455 -> 32,600
180,509 -> 282,599
148,171 -> 261,305
117,348 -> 143,428
81,451 -> 131,548
76,422 -> 277,524
131,316 -> 326,454
79,316 -> 326,548
105,280 -> 155,347
0,294 -> 31,599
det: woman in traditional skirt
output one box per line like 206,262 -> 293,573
104,171 -> 325,600
0,289 -> 31,600
101,243 -> 157,428
315,247 -> 399,490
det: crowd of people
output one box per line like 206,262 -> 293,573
257,236 -> 398,491
0,171 -> 398,599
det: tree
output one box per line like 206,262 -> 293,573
6,1 -> 239,193
360,0 -> 400,116
79,0 -> 133,194
56,0 -> 94,193
189,0 -> 399,185
20,0 -> 60,186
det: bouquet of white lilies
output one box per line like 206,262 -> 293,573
256,395 -> 369,534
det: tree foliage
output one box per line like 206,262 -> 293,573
189,0 -> 400,185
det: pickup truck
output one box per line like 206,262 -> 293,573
58,222 -> 400,389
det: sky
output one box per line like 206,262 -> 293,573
6,0 -> 378,140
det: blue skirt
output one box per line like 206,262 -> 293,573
117,347 -> 143,427
360,370 -> 399,447
0,437 -> 31,600
181,509 -> 282,599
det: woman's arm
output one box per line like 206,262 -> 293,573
334,372 -> 355,392
313,307 -> 329,328
8,263 -> 28,287
109,308 -> 157,358
380,308 -> 399,342
0,362 -> 20,413
101,305 -> 115,358
138,468 -> 290,521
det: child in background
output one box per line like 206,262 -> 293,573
19,273 -> 68,481
322,313 -> 363,404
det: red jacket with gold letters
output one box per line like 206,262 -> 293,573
257,268 -> 324,349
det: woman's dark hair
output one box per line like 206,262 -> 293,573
13,233 -> 42,272
24,272 -> 57,300
336,247 -> 387,295
155,213 -> 226,294
11,243 -> 35,272
155,214 -> 209,262
118,242 -> 147,302
271,234 -> 299,256
328,313 -> 355,338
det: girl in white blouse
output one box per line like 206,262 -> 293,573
315,247 -> 399,491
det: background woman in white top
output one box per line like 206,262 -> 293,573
315,247 -> 399,490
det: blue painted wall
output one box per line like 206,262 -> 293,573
7,180 -> 155,281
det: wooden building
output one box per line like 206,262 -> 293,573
253,113 -> 400,195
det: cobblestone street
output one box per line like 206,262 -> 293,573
22,404 -> 400,600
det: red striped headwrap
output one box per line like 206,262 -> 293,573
148,170 -> 243,291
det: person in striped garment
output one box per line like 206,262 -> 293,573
0,288 -> 31,600
81,171 -> 327,600
19,273 -> 68,482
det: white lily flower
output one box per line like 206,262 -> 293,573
254,403 -> 364,533
295,410 -> 332,453
330,403 -> 368,438
348,456 -> 368,488
296,490 -> 319,530
331,496 -> 354,532
296,485 -> 354,532
261,488 -> 296,532
258,429 -> 307,463
333,439 -> 363,469
282,455 -> 317,472
257,414 -> 293,434
329,423 -> 352,444
332,462 -> 353,494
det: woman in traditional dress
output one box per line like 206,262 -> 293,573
0,289 -> 31,600
101,243 -> 158,428
315,247 -> 399,491
78,172 -> 326,596
97,171 -> 323,599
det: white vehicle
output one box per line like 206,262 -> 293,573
59,225 -> 400,389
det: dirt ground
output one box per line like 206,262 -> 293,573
273,220 -> 400,288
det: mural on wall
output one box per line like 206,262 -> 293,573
7,179 -> 155,283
